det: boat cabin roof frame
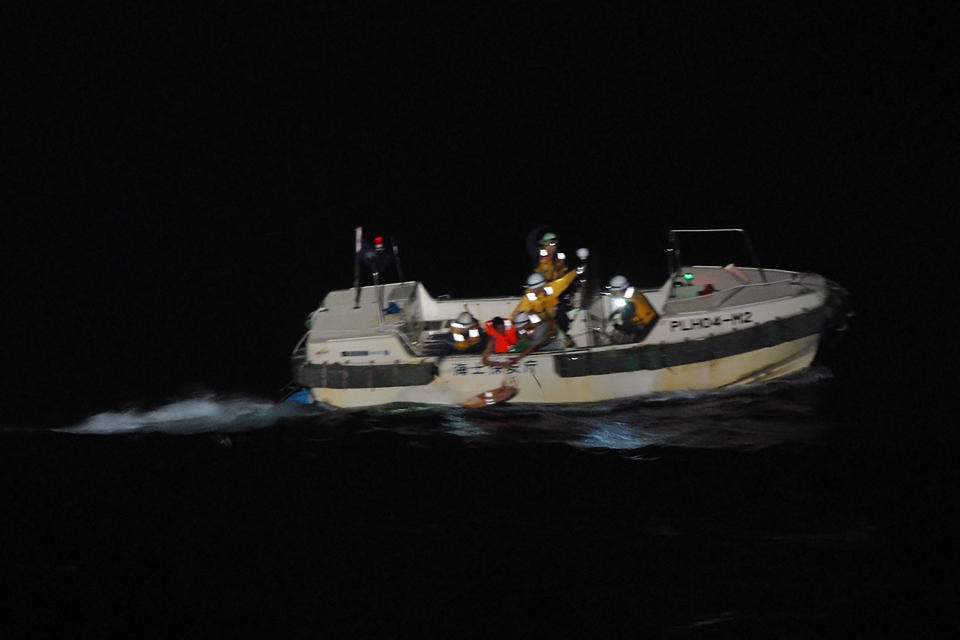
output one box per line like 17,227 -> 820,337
667,229 -> 768,297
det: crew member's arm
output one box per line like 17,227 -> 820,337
526,225 -> 547,261
481,337 -> 510,368
509,341 -> 538,364
512,296 -> 533,318
549,270 -> 579,297
509,325 -> 547,364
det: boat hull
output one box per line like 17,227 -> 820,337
294,264 -> 845,409
307,333 -> 820,407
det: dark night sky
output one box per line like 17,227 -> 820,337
4,3 -> 947,425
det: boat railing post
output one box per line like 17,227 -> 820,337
740,229 -> 767,282
716,285 -> 743,307
374,271 -> 385,326
391,237 -> 404,283
291,331 -> 309,358
576,247 -> 591,346
353,227 -> 363,309
666,230 -> 680,299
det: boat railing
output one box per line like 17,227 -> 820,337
668,228 -> 768,284
664,274 -> 805,314
294,323 -> 426,363
291,331 -> 309,358
713,275 -> 797,306
376,321 -> 425,357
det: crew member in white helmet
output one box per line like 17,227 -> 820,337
444,311 -> 487,354
507,310 -> 554,363
606,275 -> 658,343
512,267 -> 580,347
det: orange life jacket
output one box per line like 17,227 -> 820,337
484,319 -> 518,353
624,293 -> 658,326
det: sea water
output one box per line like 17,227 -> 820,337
0,367 -> 946,636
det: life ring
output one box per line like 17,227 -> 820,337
461,385 -> 518,408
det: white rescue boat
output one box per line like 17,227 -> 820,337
291,229 -> 849,408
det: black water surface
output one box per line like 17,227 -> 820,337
2,369 -> 950,636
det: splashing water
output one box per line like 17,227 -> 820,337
61,395 -> 313,435
56,367 -> 839,452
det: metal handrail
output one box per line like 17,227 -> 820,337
711,276 -> 796,307
299,324 -> 425,359
291,331 -> 309,357
668,228 -> 768,285
308,327 -> 390,339
376,323 -> 425,357
662,274 -> 800,313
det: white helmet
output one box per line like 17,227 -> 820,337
525,273 -> 547,289
608,275 -> 629,291
512,311 -> 531,326
451,311 -> 478,328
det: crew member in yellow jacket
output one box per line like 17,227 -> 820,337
606,275 -> 659,343
512,269 -> 580,347
533,231 -> 570,281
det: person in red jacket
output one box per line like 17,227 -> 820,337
481,316 -> 518,367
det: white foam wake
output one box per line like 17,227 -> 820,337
62,396 -> 311,435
